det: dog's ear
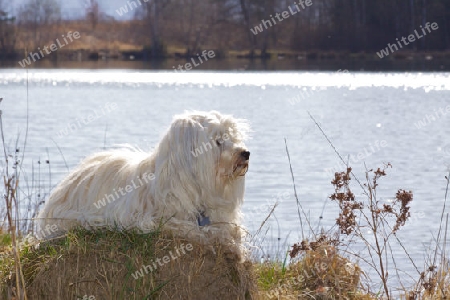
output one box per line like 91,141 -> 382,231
167,117 -> 209,171
152,117 -> 214,210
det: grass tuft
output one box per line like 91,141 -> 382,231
1,228 -> 256,299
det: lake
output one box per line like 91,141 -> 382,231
1,69 -> 450,290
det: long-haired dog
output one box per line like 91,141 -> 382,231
37,111 -> 250,257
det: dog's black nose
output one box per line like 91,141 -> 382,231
241,151 -> 250,160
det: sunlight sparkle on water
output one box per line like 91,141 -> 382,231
0,70 -> 449,91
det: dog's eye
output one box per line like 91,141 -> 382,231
216,140 -> 223,146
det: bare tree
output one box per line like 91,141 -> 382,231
167,0 -> 234,56
85,0 -> 99,30
128,0 -> 171,57
0,1 -> 16,57
18,0 -> 61,47
239,0 -> 257,57
137,0 -> 172,58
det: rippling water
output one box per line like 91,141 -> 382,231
1,69 -> 450,288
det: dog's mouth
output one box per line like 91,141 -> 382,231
234,162 -> 249,176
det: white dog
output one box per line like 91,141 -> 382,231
37,111 -> 250,254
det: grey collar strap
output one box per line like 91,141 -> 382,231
197,212 -> 211,226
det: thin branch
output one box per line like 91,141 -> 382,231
433,172 -> 450,267
250,202 -> 278,244
50,137 -> 69,172
284,138 -> 314,240
307,111 -> 368,197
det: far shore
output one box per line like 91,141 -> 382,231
2,49 -> 450,71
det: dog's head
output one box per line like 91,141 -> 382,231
154,111 -> 250,198
174,111 -> 249,179
189,111 -> 249,179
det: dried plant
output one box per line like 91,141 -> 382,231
0,98 -> 28,300
328,163 -> 413,299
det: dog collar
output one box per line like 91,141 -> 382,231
197,211 -> 211,226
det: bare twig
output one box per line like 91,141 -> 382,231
284,138 -> 314,240
433,172 -> 450,268
250,202 -> 278,244
50,138 -> 69,171
307,111 -> 368,197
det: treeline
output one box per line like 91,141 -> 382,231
1,0 -> 449,60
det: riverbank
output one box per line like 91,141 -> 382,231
3,20 -> 450,71
3,52 -> 450,72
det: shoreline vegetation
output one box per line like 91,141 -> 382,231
4,44 -> 449,72
7,46 -> 450,65
1,0 -> 449,71
0,18 -> 448,70
4,47 -> 450,72
1,97 -> 450,299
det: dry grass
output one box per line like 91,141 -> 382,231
1,228 -> 256,300
256,243 -> 374,300
1,227 -> 375,300
0,97 -> 29,299
16,21 -> 144,51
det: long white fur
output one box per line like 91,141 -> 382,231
37,111 -> 250,255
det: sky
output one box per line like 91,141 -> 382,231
5,0 -> 133,20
